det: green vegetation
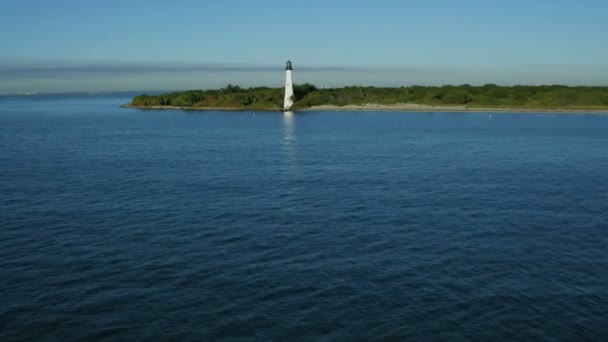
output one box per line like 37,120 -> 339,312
130,84 -> 608,110
130,85 -> 284,109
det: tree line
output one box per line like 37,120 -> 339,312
130,84 -> 608,109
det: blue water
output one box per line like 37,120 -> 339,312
1,95 -> 607,340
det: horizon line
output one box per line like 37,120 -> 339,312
3,83 -> 608,96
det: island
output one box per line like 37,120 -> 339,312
126,84 -> 608,112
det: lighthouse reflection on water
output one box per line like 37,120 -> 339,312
282,111 -> 296,149
282,111 -> 297,175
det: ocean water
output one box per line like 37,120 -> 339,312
1,95 -> 607,341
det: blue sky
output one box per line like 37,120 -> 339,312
1,0 -> 607,93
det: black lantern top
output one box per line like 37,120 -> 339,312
286,60 -> 292,71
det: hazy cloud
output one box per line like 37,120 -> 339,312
1,59 -> 607,94
0,59 -> 381,77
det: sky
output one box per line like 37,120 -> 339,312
1,0 -> 607,93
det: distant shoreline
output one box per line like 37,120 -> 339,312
126,85 -> 608,113
122,104 -> 608,114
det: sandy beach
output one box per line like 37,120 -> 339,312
124,103 -> 608,113
304,103 -> 608,113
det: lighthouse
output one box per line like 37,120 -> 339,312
283,60 -> 294,110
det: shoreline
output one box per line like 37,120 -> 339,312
122,104 -> 282,112
122,104 -> 608,114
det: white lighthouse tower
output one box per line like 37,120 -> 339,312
283,60 -> 294,110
